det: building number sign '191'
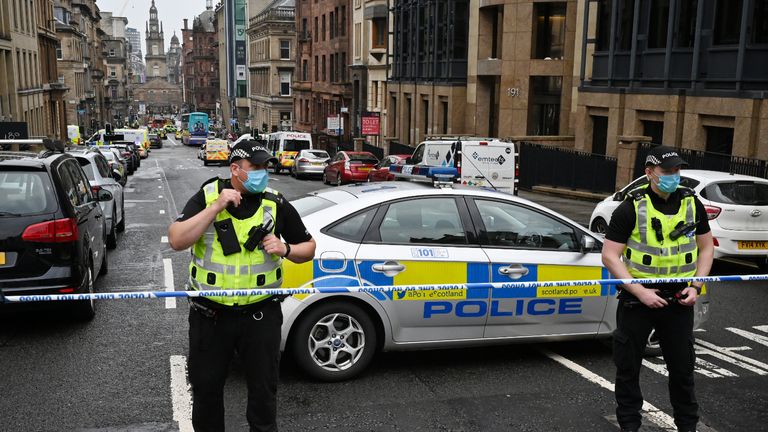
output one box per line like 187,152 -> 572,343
506,88 -> 521,97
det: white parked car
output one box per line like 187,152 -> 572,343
589,170 -> 768,270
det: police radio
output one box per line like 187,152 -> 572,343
244,218 -> 275,252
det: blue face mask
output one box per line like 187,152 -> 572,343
239,168 -> 269,194
652,171 -> 680,193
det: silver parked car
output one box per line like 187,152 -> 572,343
69,149 -> 125,249
291,149 -> 330,179
280,182 -> 712,381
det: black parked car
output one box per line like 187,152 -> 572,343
0,143 -> 110,320
104,143 -> 140,174
149,133 -> 163,149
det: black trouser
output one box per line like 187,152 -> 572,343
188,299 -> 282,432
613,300 -> 698,431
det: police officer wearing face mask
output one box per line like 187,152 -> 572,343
168,141 -> 316,432
601,146 -> 714,432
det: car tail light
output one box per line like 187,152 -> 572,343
479,141 -> 488,146
59,288 -> 75,293
705,205 -> 721,220
713,237 -> 719,247
91,185 -> 102,195
298,158 -> 309,163
515,160 -> 519,178
22,218 -> 78,243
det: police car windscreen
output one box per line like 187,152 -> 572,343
0,170 -> 57,215
284,140 -> 311,152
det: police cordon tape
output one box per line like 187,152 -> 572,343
2,274 -> 767,303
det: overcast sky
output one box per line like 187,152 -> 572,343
98,0 -> 211,51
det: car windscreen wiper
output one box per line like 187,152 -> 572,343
0,211 -> 24,216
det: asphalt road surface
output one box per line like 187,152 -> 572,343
1,138 -> 766,432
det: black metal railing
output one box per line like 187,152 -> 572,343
634,143 -> 768,180
518,142 -> 618,193
388,141 -> 414,156
363,143 -> 384,160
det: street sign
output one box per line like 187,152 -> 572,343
362,113 -> 380,136
327,116 -> 343,136
0,122 -> 29,140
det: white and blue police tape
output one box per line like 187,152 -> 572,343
2,274 -> 767,303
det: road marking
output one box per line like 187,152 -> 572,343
725,346 -> 752,352
125,188 -> 135,193
125,199 -> 157,203
753,325 -> 768,334
696,358 -> 738,377
726,327 -> 768,348
163,258 -> 176,309
160,209 -> 166,214
158,185 -> 162,189
161,236 -> 168,243
695,340 -> 768,375
159,195 -> 163,198
541,349 -> 679,430
169,355 -> 193,432
157,160 -> 179,218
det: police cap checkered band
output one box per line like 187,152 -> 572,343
644,145 -> 688,169
229,141 -> 278,165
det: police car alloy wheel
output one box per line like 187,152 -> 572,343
291,302 -> 377,382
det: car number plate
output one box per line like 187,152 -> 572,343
0,252 -> 5,265
312,162 -> 323,166
358,167 -> 371,172
738,241 -> 768,250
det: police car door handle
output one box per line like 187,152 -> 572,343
372,261 -> 406,276
499,265 -> 529,278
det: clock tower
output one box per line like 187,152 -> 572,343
145,0 -> 168,81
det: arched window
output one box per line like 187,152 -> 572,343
153,65 -> 160,76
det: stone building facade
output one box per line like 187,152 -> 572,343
181,9 -> 218,115
349,0 -> 388,145
100,12 -> 131,127
247,0 -> 296,134
294,0 -> 352,148
0,0 -> 66,140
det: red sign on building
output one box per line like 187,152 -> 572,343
361,113 -> 380,136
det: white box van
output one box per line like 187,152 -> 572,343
406,136 -> 518,194
267,132 -> 313,174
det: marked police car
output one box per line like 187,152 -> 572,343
281,181 -> 711,381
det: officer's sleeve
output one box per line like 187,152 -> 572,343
276,200 -> 313,244
604,200 -> 636,244
175,190 -> 206,222
694,197 -> 712,235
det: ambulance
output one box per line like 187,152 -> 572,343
392,136 -> 519,195
266,131 -> 313,174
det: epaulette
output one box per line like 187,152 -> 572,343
263,188 -> 284,204
200,176 -> 220,189
678,186 -> 696,198
627,187 -> 646,201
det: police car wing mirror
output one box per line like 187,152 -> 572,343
580,235 -> 596,253
613,191 -> 625,201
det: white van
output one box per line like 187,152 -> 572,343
266,131 -> 313,174
405,136 -> 518,194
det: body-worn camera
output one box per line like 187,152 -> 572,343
244,218 -> 275,251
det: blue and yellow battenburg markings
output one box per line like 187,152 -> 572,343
283,260 -> 618,306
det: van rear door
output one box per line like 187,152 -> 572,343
460,143 -> 517,194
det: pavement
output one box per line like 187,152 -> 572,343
1,137 -> 766,431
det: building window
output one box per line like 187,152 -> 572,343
355,23 -> 362,57
705,126 -> 734,155
341,52 -> 346,81
642,120 -> 665,145
591,116 -> 609,155
341,6 -> 346,36
55,43 -> 62,60
280,40 -> 290,59
279,71 -> 291,96
674,0 -> 698,47
714,0 -> 743,45
528,76 -> 562,136
314,17 -> 319,42
153,65 -> 159,76
321,55 -> 326,81
330,11 -> 335,39
617,0 -> 635,51
302,59 -> 308,81
647,0 -> 670,49
752,0 -> 768,44
302,18 -> 308,39
109,67 -> 116,77
533,3 -> 566,59
330,54 -> 335,82
314,55 -> 319,80
322,15 -> 326,41
371,18 -> 386,49
596,0 -> 612,51
109,48 -> 115,56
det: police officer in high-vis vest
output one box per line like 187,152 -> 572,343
169,141 -> 316,432
601,146 -> 714,432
